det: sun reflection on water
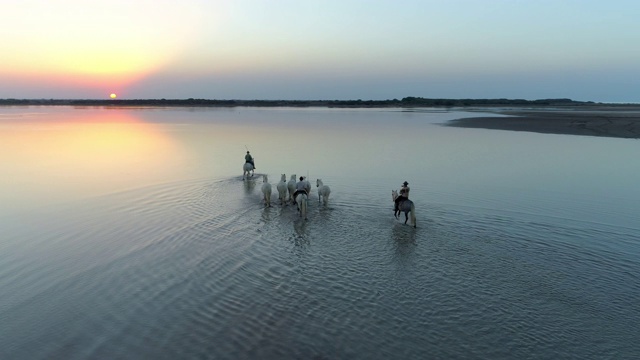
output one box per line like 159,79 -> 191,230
0,109 -> 188,213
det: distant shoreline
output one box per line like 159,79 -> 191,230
1,97 -> 638,108
3,97 -> 640,139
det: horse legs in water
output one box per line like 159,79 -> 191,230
398,201 -> 416,227
394,205 -> 404,219
393,203 -> 404,220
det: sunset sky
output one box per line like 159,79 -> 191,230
1,0 -> 638,102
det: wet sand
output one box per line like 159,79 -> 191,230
448,107 -> 640,139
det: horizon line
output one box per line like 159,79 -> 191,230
2,98 -> 639,106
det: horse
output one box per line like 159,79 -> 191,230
316,179 -> 331,205
296,192 -> 308,220
261,175 -> 272,207
276,174 -> 288,205
392,190 -> 416,228
287,174 -> 297,204
243,161 -> 254,180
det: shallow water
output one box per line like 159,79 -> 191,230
1,106 -> 639,359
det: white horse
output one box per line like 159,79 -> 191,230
276,174 -> 288,205
261,175 -> 272,207
287,174 -> 297,204
243,162 -> 254,180
296,192 -> 308,220
316,179 -> 331,205
392,190 -> 416,228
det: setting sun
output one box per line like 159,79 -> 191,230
110,93 -> 117,99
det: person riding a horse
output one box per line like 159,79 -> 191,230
292,176 -> 309,200
394,181 -> 410,212
245,151 -> 256,169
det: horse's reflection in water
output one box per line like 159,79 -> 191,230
260,206 -> 273,224
391,223 -> 417,245
244,177 -> 256,195
391,224 -> 418,267
293,218 -> 310,244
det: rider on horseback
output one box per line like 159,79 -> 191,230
394,181 -> 410,212
245,151 -> 256,169
292,176 -> 309,200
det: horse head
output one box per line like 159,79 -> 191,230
392,190 -> 398,201
316,179 -> 323,187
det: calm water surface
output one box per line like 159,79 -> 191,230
1,106 -> 639,359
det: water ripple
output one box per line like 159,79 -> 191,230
1,175 -> 639,359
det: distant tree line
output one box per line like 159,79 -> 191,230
0,97 -> 603,107
398,97 -> 596,106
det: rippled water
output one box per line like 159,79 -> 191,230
1,106 -> 639,359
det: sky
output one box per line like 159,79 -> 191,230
1,0 -> 639,102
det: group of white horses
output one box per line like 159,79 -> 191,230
245,163 -> 330,221
243,162 -> 415,227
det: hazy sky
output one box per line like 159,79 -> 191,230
2,0 -> 638,102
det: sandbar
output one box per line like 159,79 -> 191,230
447,106 -> 640,139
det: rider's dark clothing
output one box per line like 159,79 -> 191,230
245,153 -> 255,169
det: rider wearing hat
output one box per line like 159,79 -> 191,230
245,151 -> 256,169
394,181 -> 410,212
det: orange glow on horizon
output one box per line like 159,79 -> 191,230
0,1 -> 204,95
1,35 -> 181,98
3,71 -> 139,97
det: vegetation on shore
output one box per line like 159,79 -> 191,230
0,97 -> 619,108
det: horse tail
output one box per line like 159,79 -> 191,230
410,202 -> 416,228
301,195 -> 308,220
